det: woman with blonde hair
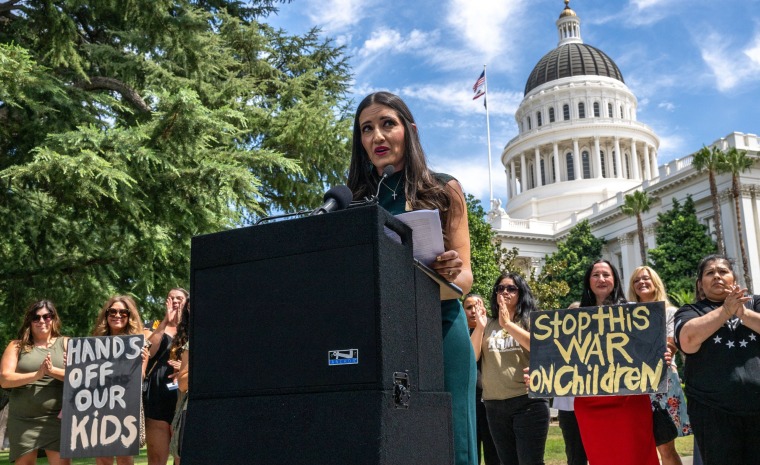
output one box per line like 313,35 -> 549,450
628,266 -> 691,465
91,295 -> 151,465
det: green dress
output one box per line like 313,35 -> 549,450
378,171 -> 478,465
8,337 -> 66,462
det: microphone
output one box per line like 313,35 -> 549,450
311,185 -> 353,215
374,165 -> 396,199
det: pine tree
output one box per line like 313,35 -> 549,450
0,1 -> 352,340
648,196 -> 717,299
544,220 -> 605,307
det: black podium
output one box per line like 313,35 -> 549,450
182,205 -> 454,465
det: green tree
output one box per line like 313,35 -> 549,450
692,145 -> 726,255
719,147 -> 754,292
0,1 -> 352,342
466,194 -> 510,298
621,190 -> 653,266
544,220 -> 605,307
527,261 -> 570,311
648,196 -> 717,298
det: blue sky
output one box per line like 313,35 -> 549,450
269,0 -> 760,209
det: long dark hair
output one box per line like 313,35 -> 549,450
489,273 -> 537,328
347,91 -> 454,229
695,254 -> 735,302
18,300 -> 63,352
170,298 -> 190,362
580,259 -> 627,307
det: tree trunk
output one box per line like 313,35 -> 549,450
733,175 -> 752,293
709,171 -> 726,255
637,214 -> 646,265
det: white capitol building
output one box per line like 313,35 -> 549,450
488,1 -> 760,289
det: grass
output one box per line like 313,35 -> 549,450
0,429 -> 695,464
539,423 -> 694,465
0,449 -> 149,464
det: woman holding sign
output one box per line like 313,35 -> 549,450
674,254 -> 760,465
470,273 -> 549,465
629,266 -> 691,465
0,300 -> 70,465
574,260 -> 660,465
348,91 -> 477,465
91,295 -> 151,465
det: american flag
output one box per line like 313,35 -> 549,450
472,70 -> 485,93
473,90 -> 485,100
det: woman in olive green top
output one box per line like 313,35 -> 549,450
0,300 -> 70,465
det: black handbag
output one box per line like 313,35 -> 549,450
652,401 -> 678,446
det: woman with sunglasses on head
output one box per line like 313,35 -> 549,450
574,260 -> 660,465
0,300 -> 70,465
144,288 -> 187,465
470,273 -> 549,465
628,266 -> 691,465
91,295 -> 151,465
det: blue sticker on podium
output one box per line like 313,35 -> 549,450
328,349 -> 359,365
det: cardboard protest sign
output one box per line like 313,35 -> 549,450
61,335 -> 144,458
528,301 -> 667,398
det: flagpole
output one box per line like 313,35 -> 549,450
483,64 -> 494,207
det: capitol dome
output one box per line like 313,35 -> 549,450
524,43 -> 624,95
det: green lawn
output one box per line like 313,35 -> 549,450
0,449 -> 149,464
0,430 -> 695,464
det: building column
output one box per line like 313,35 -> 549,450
614,137 -> 623,179
552,143 -> 560,183
510,160 -> 516,197
643,143 -> 651,181
631,139 -> 641,180
534,147 -> 543,187
520,152 -> 527,192
573,139 -> 581,180
593,136 -> 603,178
649,148 -> 658,178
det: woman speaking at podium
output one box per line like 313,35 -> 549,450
347,91 -> 477,465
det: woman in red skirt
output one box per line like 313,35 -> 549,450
574,260 -> 660,465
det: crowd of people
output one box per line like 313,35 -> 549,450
1,92 -> 758,465
0,290 -> 190,465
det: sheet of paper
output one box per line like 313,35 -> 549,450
392,209 -> 445,265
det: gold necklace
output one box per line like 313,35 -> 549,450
384,175 -> 404,200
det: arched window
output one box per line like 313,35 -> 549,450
566,152 -> 575,181
578,102 -> 586,119
563,104 -> 570,121
620,105 -> 624,119
549,107 -> 555,123
527,116 -> 532,130
540,159 -> 546,185
612,151 -> 617,177
593,102 -> 600,117
582,150 -> 591,178
529,163 -> 536,189
552,159 -> 556,182
600,150 -> 606,177
537,111 -> 543,127
608,103 -> 613,118
625,153 -> 631,178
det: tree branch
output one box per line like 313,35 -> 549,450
74,76 -> 151,113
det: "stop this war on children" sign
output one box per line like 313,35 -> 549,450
60,335 -> 144,459
528,301 -> 668,398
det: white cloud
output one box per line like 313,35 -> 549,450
434,157 -> 508,207
445,0 -> 526,60
400,82 -> 522,117
699,31 -> 760,92
653,132 -> 688,163
658,101 -> 675,111
307,0 -> 366,32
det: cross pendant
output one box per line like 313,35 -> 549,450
392,192 -> 397,199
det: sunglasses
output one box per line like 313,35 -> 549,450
496,284 -> 519,294
31,313 -> 53,322
107,308 -> 130,318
